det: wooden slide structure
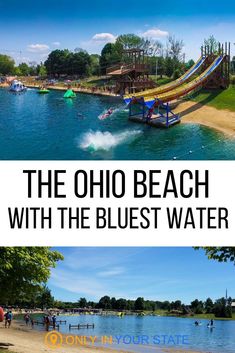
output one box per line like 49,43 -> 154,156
124,55 -> 226,107
124,55 -> 207,103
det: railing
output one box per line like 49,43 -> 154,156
106,63 -> 148,74
106,63 -> 134,74
106,64 -> 122,74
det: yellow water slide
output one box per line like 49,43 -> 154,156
144,55 -> 225,104
124,55 -> 207,102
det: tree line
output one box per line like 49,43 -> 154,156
0,33 -> 194,79
1,35 -> 234,80
51,295 -> 233,318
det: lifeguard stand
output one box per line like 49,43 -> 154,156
106,48 -> 155,94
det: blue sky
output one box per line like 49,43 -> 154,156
48,247 -> 235,304
0,0 -> 235,64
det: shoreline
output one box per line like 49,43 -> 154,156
1,83 -> 235,137
173,100 -> 235,137
25,83 -> 120,98
0,321 -> 204,353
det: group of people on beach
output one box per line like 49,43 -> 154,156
43,314 -> 57,330
24,312 -> 57,331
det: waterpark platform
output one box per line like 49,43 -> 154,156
129,113 -> 181,128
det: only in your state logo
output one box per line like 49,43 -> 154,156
44,331 -> 63,349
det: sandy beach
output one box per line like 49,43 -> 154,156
0,322 -> 201,353
173,100 -> 235,137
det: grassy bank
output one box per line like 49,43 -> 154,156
190,85 -> 235,112
150,310 -> 235,320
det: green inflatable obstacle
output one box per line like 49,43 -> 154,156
38,89 -> 49,94
64,89 -> 76,98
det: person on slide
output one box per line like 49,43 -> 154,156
100,108 -> 113,120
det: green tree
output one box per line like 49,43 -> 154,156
167,36 -> 184,61
38,64 -> 47,77
98,295 -> 111,309
204,298 -> 214,313
45,49 -> 70,76
191,299 -> 204,314
68,51 -> 91,76
37,285 -> 54,310
89,54 -> 100,76
126,300 -> 134,310
14,67 -> 22,76
134,297 -> 145,311
18,63 -> 30,76
185,59 -> 195,70
213,297 -> 232,318
78,297 -> 87,308
165,57 -> 174,77
0,54 -> 15,75
0,247 -> 63,304
111,297 -> 117,309
204,35 -> 219,54
172,68 -> 182,80
161,300 -> 171,311
116,34 -> 144,50
170,300 -> 182,311
99,43 -> 122,74
195,247 -> 235,264
116,298 -> 127,310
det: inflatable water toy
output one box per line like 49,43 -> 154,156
0,307 -> 4,322
64,89 -> 76,98
9,80 -> 27,93
38,88 -> 49,94
99,108 -> 113,120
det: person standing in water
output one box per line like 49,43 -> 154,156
52,315 -> 56,329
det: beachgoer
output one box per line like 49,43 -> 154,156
4,311 -> 9,328
7,311 -> 13,327
45,315 -> 50,331
24,313 -> 30,325
52,315 -> 56,329
210,319 -> 213,326
5,310 -> 12,328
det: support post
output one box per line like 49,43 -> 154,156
166,103 -> 169,128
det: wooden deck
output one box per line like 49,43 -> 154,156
129,113 -> 181,128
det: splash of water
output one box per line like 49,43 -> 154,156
79,129 -> 142,152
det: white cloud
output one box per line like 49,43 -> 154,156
92,33 -> 116,43
142,28 -> 169,39
98,267 -> 125,277
27,43 -> 50,53
50,269 -> 106,298
52,41 -> 61,47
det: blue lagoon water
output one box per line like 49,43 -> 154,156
33,314 -> 235,353
1,88 -> 235,160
